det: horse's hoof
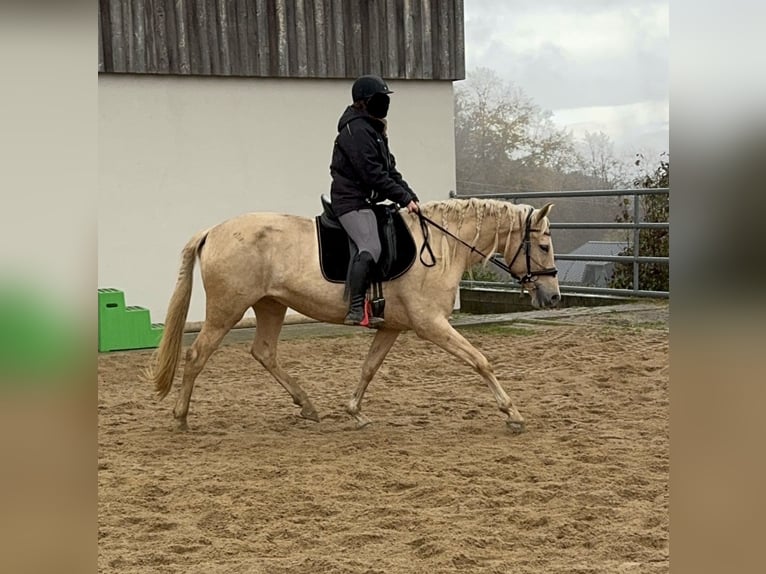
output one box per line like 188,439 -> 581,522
300,406 -> 320,422
175,419 -> 189,432
354,415 -> 372,429
506,420 -> 525,434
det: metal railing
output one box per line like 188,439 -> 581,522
454,188 -> 669,299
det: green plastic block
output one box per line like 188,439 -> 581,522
98,288 -> 125,311
149,323 -> 164,346
98,288 -> 164,352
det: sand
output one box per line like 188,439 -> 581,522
98,304 -> 668,573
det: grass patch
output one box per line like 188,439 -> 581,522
462,324 -> 536,336
514,318 -> 566,327
601,317 -> 668,332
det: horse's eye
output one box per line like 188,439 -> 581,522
540,244 -> 550,253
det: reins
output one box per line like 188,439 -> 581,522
416,208 -> 558,285
417,212 -> 503,270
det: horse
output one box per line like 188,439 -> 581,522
145,198 -> 560,433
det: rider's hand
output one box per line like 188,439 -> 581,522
406,200 -> 420,213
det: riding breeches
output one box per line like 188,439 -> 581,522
337,208 -> 381,263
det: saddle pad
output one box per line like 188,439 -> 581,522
316,208 -> 417,283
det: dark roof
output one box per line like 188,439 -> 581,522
557,241 -> 628,285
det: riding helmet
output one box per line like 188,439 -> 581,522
351,75 -> 394,102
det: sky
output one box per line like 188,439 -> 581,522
462,0 -> 669,157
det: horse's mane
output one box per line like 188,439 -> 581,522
419,198 -> 526,270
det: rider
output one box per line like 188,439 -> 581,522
330,74 -> 420,326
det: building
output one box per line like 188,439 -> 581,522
98,0 -> 465,322
557,241 -> 628,287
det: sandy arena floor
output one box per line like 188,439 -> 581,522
98,303 -> 668,573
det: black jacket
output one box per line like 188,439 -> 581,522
329,106 -> 418,217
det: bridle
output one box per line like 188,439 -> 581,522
417,207 -> 558,287
505,208 -> 559,285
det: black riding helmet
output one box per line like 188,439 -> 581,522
351,74 -> 393,102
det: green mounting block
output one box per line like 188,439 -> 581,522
98,288 -> 164,352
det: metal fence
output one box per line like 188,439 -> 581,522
454,188 -> 669,299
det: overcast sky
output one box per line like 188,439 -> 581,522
462,0 -> 669,156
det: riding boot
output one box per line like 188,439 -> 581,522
344,251 -> 383,327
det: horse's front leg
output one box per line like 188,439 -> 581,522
346,328 -> 401,428
415,317 -> 525,433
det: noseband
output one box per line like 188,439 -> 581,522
417,207 -> 558,287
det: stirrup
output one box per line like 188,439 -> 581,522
343,313 -> 384,328
344,300 -> 384,328
367,316 -> 385,329
344,313 -> 364,326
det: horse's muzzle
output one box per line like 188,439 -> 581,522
531,289 -> 561,309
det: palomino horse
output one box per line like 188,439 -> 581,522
145,198 -> 560,432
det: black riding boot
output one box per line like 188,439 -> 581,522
344,251 -> 383,327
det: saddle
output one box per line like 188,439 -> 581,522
315,194 -> 416,284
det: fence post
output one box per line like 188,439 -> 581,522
633,191 -> 641,295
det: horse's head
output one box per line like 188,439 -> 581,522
505,203 -> 561,309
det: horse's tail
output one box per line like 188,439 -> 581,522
144,228 -> 210,400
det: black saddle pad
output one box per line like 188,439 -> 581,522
316,206 -> 416,283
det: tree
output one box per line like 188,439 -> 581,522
610,153 -> 669,292
454,68 -> 578,192
576,131 -> 629,189
453,67 -> 644,254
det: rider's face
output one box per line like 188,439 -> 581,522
367,93 -> 391,119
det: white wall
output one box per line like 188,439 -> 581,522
98,75 -> 456,323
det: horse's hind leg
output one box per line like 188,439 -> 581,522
250,299 -> 320,422
415,317 -> 526,433
173,312 -> 242,430
346,328 -> 401,428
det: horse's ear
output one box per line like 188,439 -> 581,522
534,203 -> 554,224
